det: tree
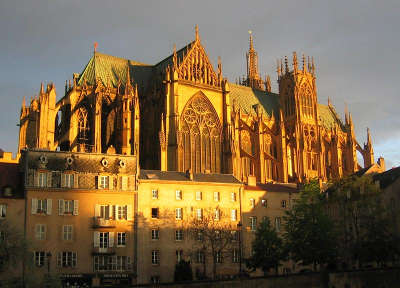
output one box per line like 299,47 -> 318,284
284,180 -> 337,271
328,175 -> 400,268
188,208 -> 237,279
174,260 -> 193,282
246,217 -> 286,275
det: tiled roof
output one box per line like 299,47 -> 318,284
229,83 -> 280,118
77,52 -> 153,91
318,104 -> 344,130
140,170 -> 241,184
245,182 -> 299,193
154,41 -> 195,73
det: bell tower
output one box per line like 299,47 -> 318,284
245,31 -> 264,90
278,52 -> 320,182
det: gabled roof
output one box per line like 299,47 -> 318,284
373,166 -> 400,189
139,169 -> 241,184
154,41 -> 195,73
77,52 -> 153,91
229,83 -> 280,118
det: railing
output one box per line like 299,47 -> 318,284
92,247 -> 116,255
93,217 -> 116,228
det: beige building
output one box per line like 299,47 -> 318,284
21,150 -> 137,286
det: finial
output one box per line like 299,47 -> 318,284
307,56 -> 311,71
126,64 -> 131,87
292,52 -> 298,73
311,56 -> 315,75
248,30 -> 254,51
344,102 -> 349,124
328,96 -> 331,106
277,59 -> 281,77
94,42 -> 98,53
285,56 -> 289,73
195,24 -> 199,42
265,74 -> 271,92
173,44 -> 178,70
302,54 -> 306,72
280,59 -> 284,76
22,96 -> 26,109
40,82 -> 44,94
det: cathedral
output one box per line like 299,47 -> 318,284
18,26 -> 378,184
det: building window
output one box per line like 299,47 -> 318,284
261,199 -> 267,208
151,229 -> 159,240
150,276 -> 160,284
176,190 -> 182,200
231,192 -> 236,202
121,176 -> 128,191
176,250 -> 183,263
196,191 -> 202,201
117,232 -> 126,247
232,248 -> 240,263
175,230 -> 184,241
250,216 -> 257,231
231,230 -> 238,241
117,206 -> 127,220
196,231 -> 203,241
99,205 -> 110,219
151,208 -> 159,219
175,208 -> 183,220
63,174 -> 74,188
214,209 -> 220,221
216,251 -> 223,263
196,250 -> 205,263
152,189 -> 158,199
32,199 -> 52,215
196,208 -> 203,220
99,232 -> 109,248
35,224 -> 46,240
63,225 -> 73,241
281,200 -> 287,209
58,199 -> 78,215
34,251 -> 45,267
231,209 -> 237,221
64,200 -> 74,214
38,172 -> 47,188
37,199 -> 47,213
214,191 -> 220,202
152,250 -> 160,265
0,204 -> 6,218
275,217 -> 281,232
250,198 -> 255,208
99,176 -> 109,189
57,251 -> 77,268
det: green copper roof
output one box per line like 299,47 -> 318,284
228,83 -> 280,118
318,104 -> 344,130
77,52 -> 153,90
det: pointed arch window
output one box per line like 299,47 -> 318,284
301,85 -> 314,119
77,108 -> 90,144
180,94 -> 221,173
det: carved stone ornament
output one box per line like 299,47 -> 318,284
101,158 -> 109,167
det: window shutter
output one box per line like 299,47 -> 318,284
73,174 -> 79,188
34,170 -> 39,187
96,176 -> 100,189
127,256 -> 131,270
109,176 -> 113,190
72,252 -> 77,267
73,200 -> 79,215
113,205 -> 117,220
58,199 -> 64,215
95,204 -> 100,217
108,205 -> 113,219
31,198 -> 37,215
109,232 -> 114,247
57,252 -> 62,267
47,172 -> 52,187
127,205 -> 132,221
61,174 -> 66,188
35,224 -> 40,239
43,224 -> 47,240
46,199 -> 52,215
94,231 -> 100,248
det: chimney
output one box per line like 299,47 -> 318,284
247,175 -> 256,187
377,157 -> 385,172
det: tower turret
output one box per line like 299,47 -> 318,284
245,31 -> 264,90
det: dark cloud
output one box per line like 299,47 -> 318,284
0,0 -> 399,166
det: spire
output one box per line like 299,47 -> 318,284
22,96 -> 26,109
248,30 -> 254,51
173,44 -> 178,70
367,127 -> 372,146
280,59 -> 284,76
265,74 -> 271,92
40,82 -> 44,95
217,56 -> 222,81
302,54 -> 307,72
292,52 -> 298,73
195,24 -> 199,42
277,59 -> 281,78
328,96 -> 331,106
94,42 -> 98,53
311,56 -> 315,76
126,63 -> 132,88
285,56 -> 289,74
344,102 -> 349,124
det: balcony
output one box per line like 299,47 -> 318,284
92,247 -> 116,255
93,217 -> 116,228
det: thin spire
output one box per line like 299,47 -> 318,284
22,96 -> 26,109
173,44 -> 178,70
277,59 -> 281,78
195,24 -> 199,42
328,96 -> 331,106
302,54 -> 306,72
40,82 -> 44,94
292,52 -> 298,73
344,102 -> 349,124
367,127 -> 372,145
248,30 -> 254,51
311,56 -> 315,75
265,75 -> 271,92
285,56 -> 289,74
94,42 -> 98,53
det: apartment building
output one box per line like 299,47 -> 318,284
21,150 -> 137,287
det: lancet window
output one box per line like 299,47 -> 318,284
77,108 -> 90,144
300,85 -> 314,119
180,94 -> 221,173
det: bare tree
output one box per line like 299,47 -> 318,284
187,207 -> 238,279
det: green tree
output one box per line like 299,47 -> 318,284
284,180 -> 337,271
174,260 -> 193,282
246,217 -> 286,275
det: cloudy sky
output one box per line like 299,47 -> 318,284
0,0 -> 399,168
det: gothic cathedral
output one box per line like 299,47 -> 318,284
18,26 -> 378,184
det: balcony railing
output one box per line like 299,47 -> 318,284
92,247 -> 116,255
93,217 -> 116,228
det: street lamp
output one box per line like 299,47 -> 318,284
237,221 -> 243,275
46,252 -> 52,274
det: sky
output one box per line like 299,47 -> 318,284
0,0 -> 399,168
